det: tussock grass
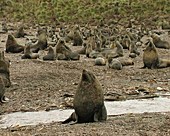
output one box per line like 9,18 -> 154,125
0,0 -> 170,25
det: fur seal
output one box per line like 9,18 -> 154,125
108,59 -> 123,70
62,69 -> 107,124
56,39 -> 80,60
21,44 -> 39,59
5,34 -> 24,53
85,42 -> 93,58
151,33 -> 170,49
158,59 -> 170,68
30,28 -> 48,53
14,25 -> 26,38
104,40 -> 124,59
95,57 -> 106,66
75,42 -> 86,55
66,28 -> 83,46
115,40 -> 124,57
121,34 -> 131,49
143,38 -> 159,69
129,41 -> 140,58
43,46 -> 56,61
118,58 -> 134,66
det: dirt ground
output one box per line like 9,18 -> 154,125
0,25 -> 170,135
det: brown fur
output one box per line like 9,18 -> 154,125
115,40 -> 124,57
62,69 -> 107,124
56,39 -> 80,60
118,58 -> 134,66
85,42 -> 93,58
14,26 -> 26,38
21,44 -> 39,59
43,46 -> 56,61
66,29 -> 83,46
0,51 -> 10,67
30,28 -> 48,53
143,38 -> 159,69
151,34 -> 170,49
158,59 -> 170,68
121,34 -> 131,49
108,59 -> 123,70
129,41 -> 140,56
5,34 -> 24,53
95,57 -> 106,66
0,76 -> 6,103
0,60 -> 11,87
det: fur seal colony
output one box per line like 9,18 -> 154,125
62,69 -> 107,124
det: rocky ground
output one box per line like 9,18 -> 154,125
0,24 -> 170,135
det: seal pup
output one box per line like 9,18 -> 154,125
62,69 -> 107,124
95,56 -> 106,66
108,59 -> 123,70
118,58 -> 134,66
142,38 -> 159,69
5,34 -> 24,53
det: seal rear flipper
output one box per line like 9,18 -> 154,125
62,112 -> 78,124
0,96 -> 9,103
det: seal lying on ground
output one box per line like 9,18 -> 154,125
5,34 -> 24,53
151,33 -> 170,49
62,69 -> 107,124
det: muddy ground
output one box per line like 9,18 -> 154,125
0,25 -> 170,135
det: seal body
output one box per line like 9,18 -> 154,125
143,38 -> 159,69
62,69 -> 107,123
5,34 -> 24,53
0,76 -> 5,103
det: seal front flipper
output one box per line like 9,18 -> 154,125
94,105 -> 107,122
62,112 -> 78,124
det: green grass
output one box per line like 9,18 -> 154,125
0,0 -> 170,25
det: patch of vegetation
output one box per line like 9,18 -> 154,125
0,0 -> 170,25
